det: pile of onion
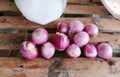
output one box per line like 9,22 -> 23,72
19,20 -> 113,60
56,20 -> 112,59
20,28 -> 55,60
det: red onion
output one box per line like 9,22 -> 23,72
52,32 -> 70,51
74,31 -> 89,47
97,43 -> 113,59
66,44 -> 81,58
85,23 -> 99,37
41,42 -> 55,59
57,22 -> 69,34
19,41 -> 38,60
84,44 -> 97,58
68,20 -> 84,40
32,28 -> 48,45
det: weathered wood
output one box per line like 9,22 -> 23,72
0,0 -> 119,76
0,1 -> 109,15
0,17 -> 120,32
92,0 -> 101,3
0,33 -> 26,50
0,57 -> 118,77
90,33 -> 120,49
0,33 -> 119,50
65,5 -> 109,15
1,0 -> 91,4
0,0 -> 17,11
69,0 -> 90,4
98,18 -> 120,32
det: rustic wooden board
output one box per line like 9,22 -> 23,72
0,0 -> 109,15
92,0 -> 101,3
65,5 -> 109,15
2,0 -> 91,4
0,0 -> 17,12
0,57 -> 118,77
0,33 -> 119,50
0,17 -> 119,32
0,0 -> 119,76
68,0 -> 90,4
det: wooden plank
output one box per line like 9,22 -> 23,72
0,33 -> 26,50
0,33 -> 120,50
68,0 -> 90,4
65,5 -> 109,15
90,33 -> 120,49
92,0 -> 101,3
0,1 -> 109,15
0,17 -> 120,32
1,0 -> 91,4
98,18 -> 120,32
0,0 -> 17,12
0,57 -> 118,77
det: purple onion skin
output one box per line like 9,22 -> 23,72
57,22 -> 69,34
85,23 -> 99,37
52,32 -> 70,51
74,31 -> 89,47
97,43 -> 113,59
69,20 -> 84,33
32,28 -> 48,45
20,41 -> 38,60
68,20 -> 84,40
66,44 -> 81,59
41,42 -> 55,59
84,44 -> 97,58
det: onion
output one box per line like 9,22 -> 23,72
74,31 -> 89,47
101,0 -> 120,20
84,44 -> 97,58
68,20 -> 84,40
52,32 -> 70,51
41,42 -> 55,59
97,43 -> 113,59
57,22 -> 69,34
66,44 -> 81,58
19,41 -> 38,60
85,23 -> 99,37
32,28 -> 48,45
15,0 -> 67,25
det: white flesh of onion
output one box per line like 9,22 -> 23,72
101,0 -> 120,19
15,0 -> 67,25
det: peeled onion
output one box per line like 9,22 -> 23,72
66,44 -> 81,58
74,31 -> 89,47
41,42 -> 55,59
97,43 -> 113,59
52,32 -> 70,51
101,0 -> 120,20
15,0 -> 67,25
32,28 -> 48,45
57,22 -> 69,34
68,20 -> 84,40
19,41 -> 38,60
85,23 -> 99,37
84,44 -> 97,58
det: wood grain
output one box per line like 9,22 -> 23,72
92,0 -> 101,3
68,0 -> 90,4
0,17 -> 119,32
0,0 -> 119,76
0,0 -> 17,11
90,33 -> 120,49
2,0 -> 91,4
0,57 -> 118,77
0,1 -> 108,15
0,33 -> 119,50
65,5 -> 109,15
